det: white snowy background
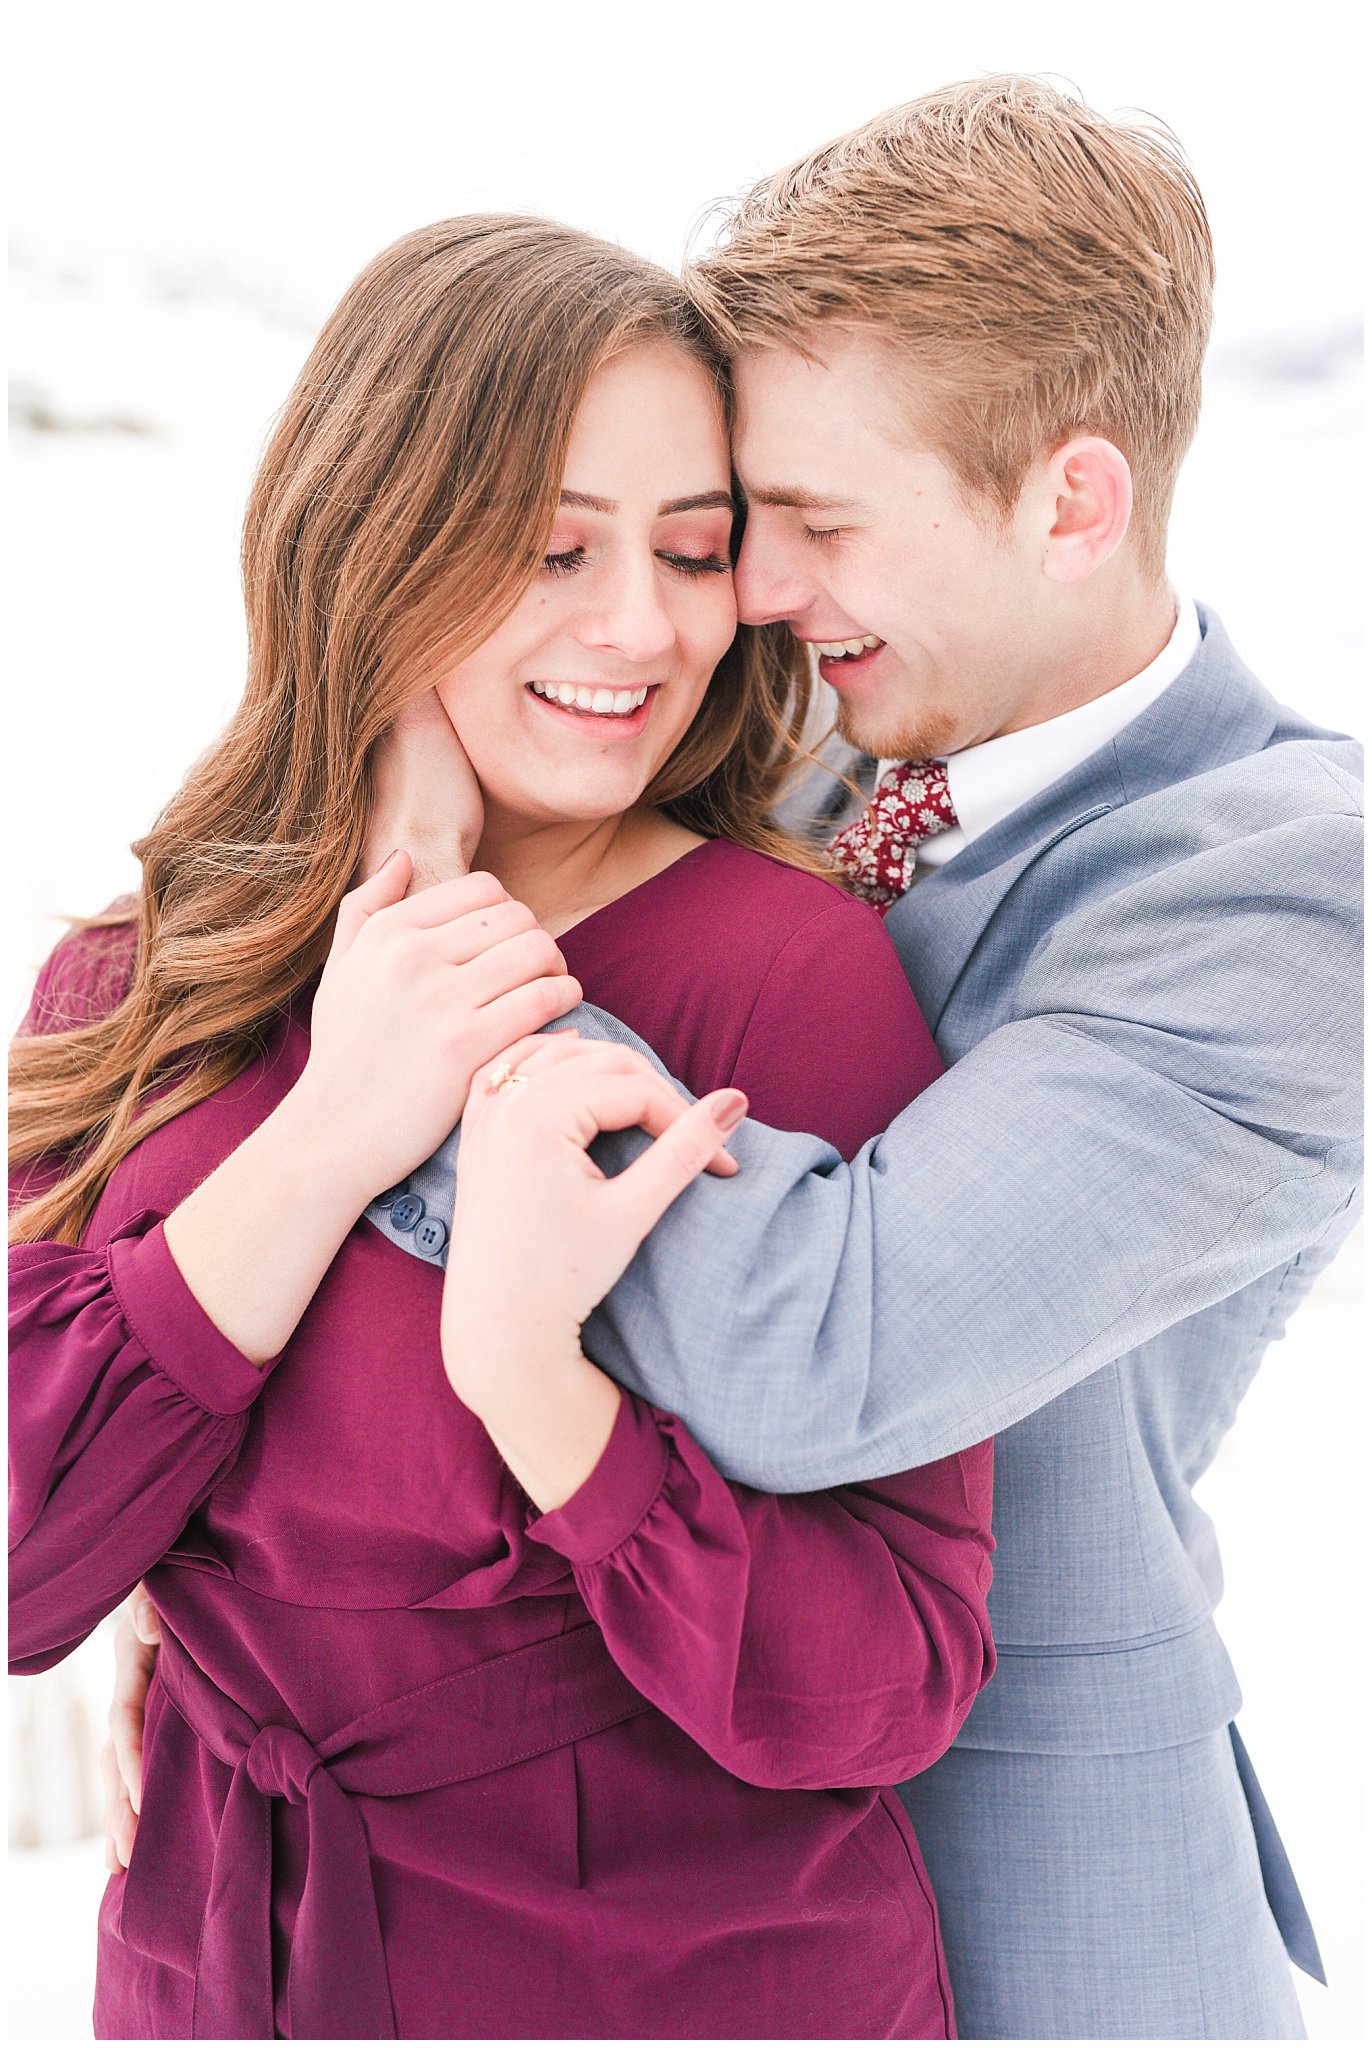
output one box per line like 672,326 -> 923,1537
7,2 -> 1364,2039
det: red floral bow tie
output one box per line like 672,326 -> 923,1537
828,759 -> 958,912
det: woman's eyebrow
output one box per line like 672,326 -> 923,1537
660,491 -> 736,515
558,489 -> 735,516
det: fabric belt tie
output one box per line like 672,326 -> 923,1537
155,1625 -> 652,2039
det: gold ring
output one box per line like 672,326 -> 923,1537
487,1060 -> 528,1095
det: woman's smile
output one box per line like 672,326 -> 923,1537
525,679 -> 659,736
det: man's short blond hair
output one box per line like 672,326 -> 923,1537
691,77 -> 1215,578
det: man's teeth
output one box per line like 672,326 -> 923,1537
528,682 -> 650,715
812,635 -> 885,661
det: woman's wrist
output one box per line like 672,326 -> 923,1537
449,1333 -> 622,1512
267,1077 -> 390,1215
162,1088 -> 382,1366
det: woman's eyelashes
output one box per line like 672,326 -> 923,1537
660,550 -> 731,577
541,545 -> 731,580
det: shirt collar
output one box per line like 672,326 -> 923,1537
911,592 -> 1200,863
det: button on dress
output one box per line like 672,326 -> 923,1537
10,839 -> 994,2040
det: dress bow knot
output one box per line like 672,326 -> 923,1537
245,1722 -> 322,1804
151,1622 -> 651,2038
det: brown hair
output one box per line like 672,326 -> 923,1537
11,215 -> 822,1246
690,75 -> 1215,576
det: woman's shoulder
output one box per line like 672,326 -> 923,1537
677,843 -> 941,1157
659,837 -> 891,960
19,905 -> 138,1038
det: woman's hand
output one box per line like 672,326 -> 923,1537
101,1584 -> 161,1872
294,853 -> 583,1204
440,1032 -> 745,1508
163,856 -> 582,1365
358,689 -> 484,891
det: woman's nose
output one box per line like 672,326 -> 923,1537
576,563 -> 678,665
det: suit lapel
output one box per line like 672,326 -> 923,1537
886,795 -> 1115,1027
880,607 -> 1285,1031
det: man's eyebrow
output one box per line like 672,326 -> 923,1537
741,485 -> 864,511
558,489 -> 736,516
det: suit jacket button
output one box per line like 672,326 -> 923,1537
414,1216 -> 448,1257
375,1182 -> 408,1209
389,1193 -> 426,1232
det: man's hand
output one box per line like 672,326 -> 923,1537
359,689 -> 484,891
101,1585 -> 160,1872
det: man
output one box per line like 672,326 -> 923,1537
108,78 -> 1361,2039
549,79 -> 1360,2037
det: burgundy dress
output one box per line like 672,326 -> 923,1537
9,838 -> 994,2041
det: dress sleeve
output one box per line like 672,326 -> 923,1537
527,889 -> 995,1789
526,1399 -> 993,1788
9,928 -> 280,1673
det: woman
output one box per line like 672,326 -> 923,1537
9,216 -> 994,2039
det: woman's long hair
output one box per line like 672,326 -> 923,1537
11,216 -> 827,1246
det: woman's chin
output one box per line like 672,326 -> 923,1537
481,780 -> 655,834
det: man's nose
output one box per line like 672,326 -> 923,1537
733,526 -> 814,628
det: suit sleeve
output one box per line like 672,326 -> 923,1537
9,931 -> 280,1672
568,754 -> 1363,1489
524,891 -> 994,1788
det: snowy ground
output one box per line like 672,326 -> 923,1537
7,251 -> 1365,2040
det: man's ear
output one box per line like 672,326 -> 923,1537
1040,436 -> 1133,584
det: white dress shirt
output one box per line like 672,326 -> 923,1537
886,594 -> 1201,874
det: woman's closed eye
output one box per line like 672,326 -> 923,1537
542,547 -> 730,580
658,549 -> 730,577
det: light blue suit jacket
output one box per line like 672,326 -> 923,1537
564,606 -> 1362,1762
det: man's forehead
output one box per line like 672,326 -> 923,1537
733,337 -> 934,500
734,336 -> 910,446
733,356 -> 862,506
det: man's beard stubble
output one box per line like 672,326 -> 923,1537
834,693 -> 962,766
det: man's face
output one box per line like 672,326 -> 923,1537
732,334 -> 1052,760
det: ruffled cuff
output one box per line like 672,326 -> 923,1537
107,1211 -> 283,1416
524,1391 -> 671,1565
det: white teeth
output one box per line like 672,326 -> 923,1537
810,635 -> 884,660
529,682 -> 651,715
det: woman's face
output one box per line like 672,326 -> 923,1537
433,342 -> 738,831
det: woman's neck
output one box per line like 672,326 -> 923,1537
473,805 -> 704,937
